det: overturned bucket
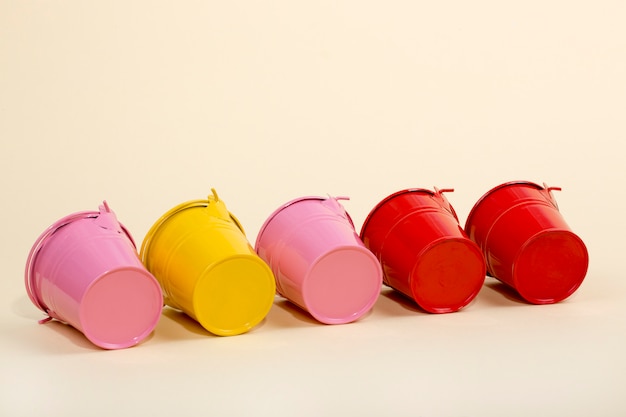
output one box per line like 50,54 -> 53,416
255,195 -> 382,324
140,189 -> 275,336
25,202 -> 163,350
464,181 -> 589,304
360,188 -> 486,313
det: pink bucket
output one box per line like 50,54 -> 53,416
255,196 -> 382,324
25,202 -> 163,349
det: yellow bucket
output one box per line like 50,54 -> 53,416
140,189 -> 275,336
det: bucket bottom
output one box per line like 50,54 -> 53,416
410,239 -> 486,313
301,247 -> 382,325
512,230 -> 588,304
80,268 -> 163,349
193,256 -> 276,336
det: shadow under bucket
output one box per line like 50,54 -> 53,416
140,189 -> 276,336
360,188 -> 486,313
255,196 -> 382,325
25,202 -> 163,350
464,181 -> 589,304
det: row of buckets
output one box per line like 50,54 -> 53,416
25,181 -> 589,349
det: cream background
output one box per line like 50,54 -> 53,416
1,1 -> 625,416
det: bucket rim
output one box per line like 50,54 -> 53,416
463,181 -> 545,234
140,198 -> 244,265
25,207 -> 136,315
254,195 -> 352,251
360,188 -> 457,241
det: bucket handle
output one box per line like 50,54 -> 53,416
433,187 -> 459,220
321,195 -> 357,227
207,188 -> 246,234
542,183 -> 562,210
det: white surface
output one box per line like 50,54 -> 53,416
1,1 -> 625,416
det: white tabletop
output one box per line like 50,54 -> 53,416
2,2 -> 625,416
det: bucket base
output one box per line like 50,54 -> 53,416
410,239 -> 486,313
512,230 -> 588,304
302,247 -> 382,325
193,256 -> 276,336
80,268 -> 163,350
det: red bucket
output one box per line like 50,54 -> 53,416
464,181 -> 589,304
360,188 -> 486,313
